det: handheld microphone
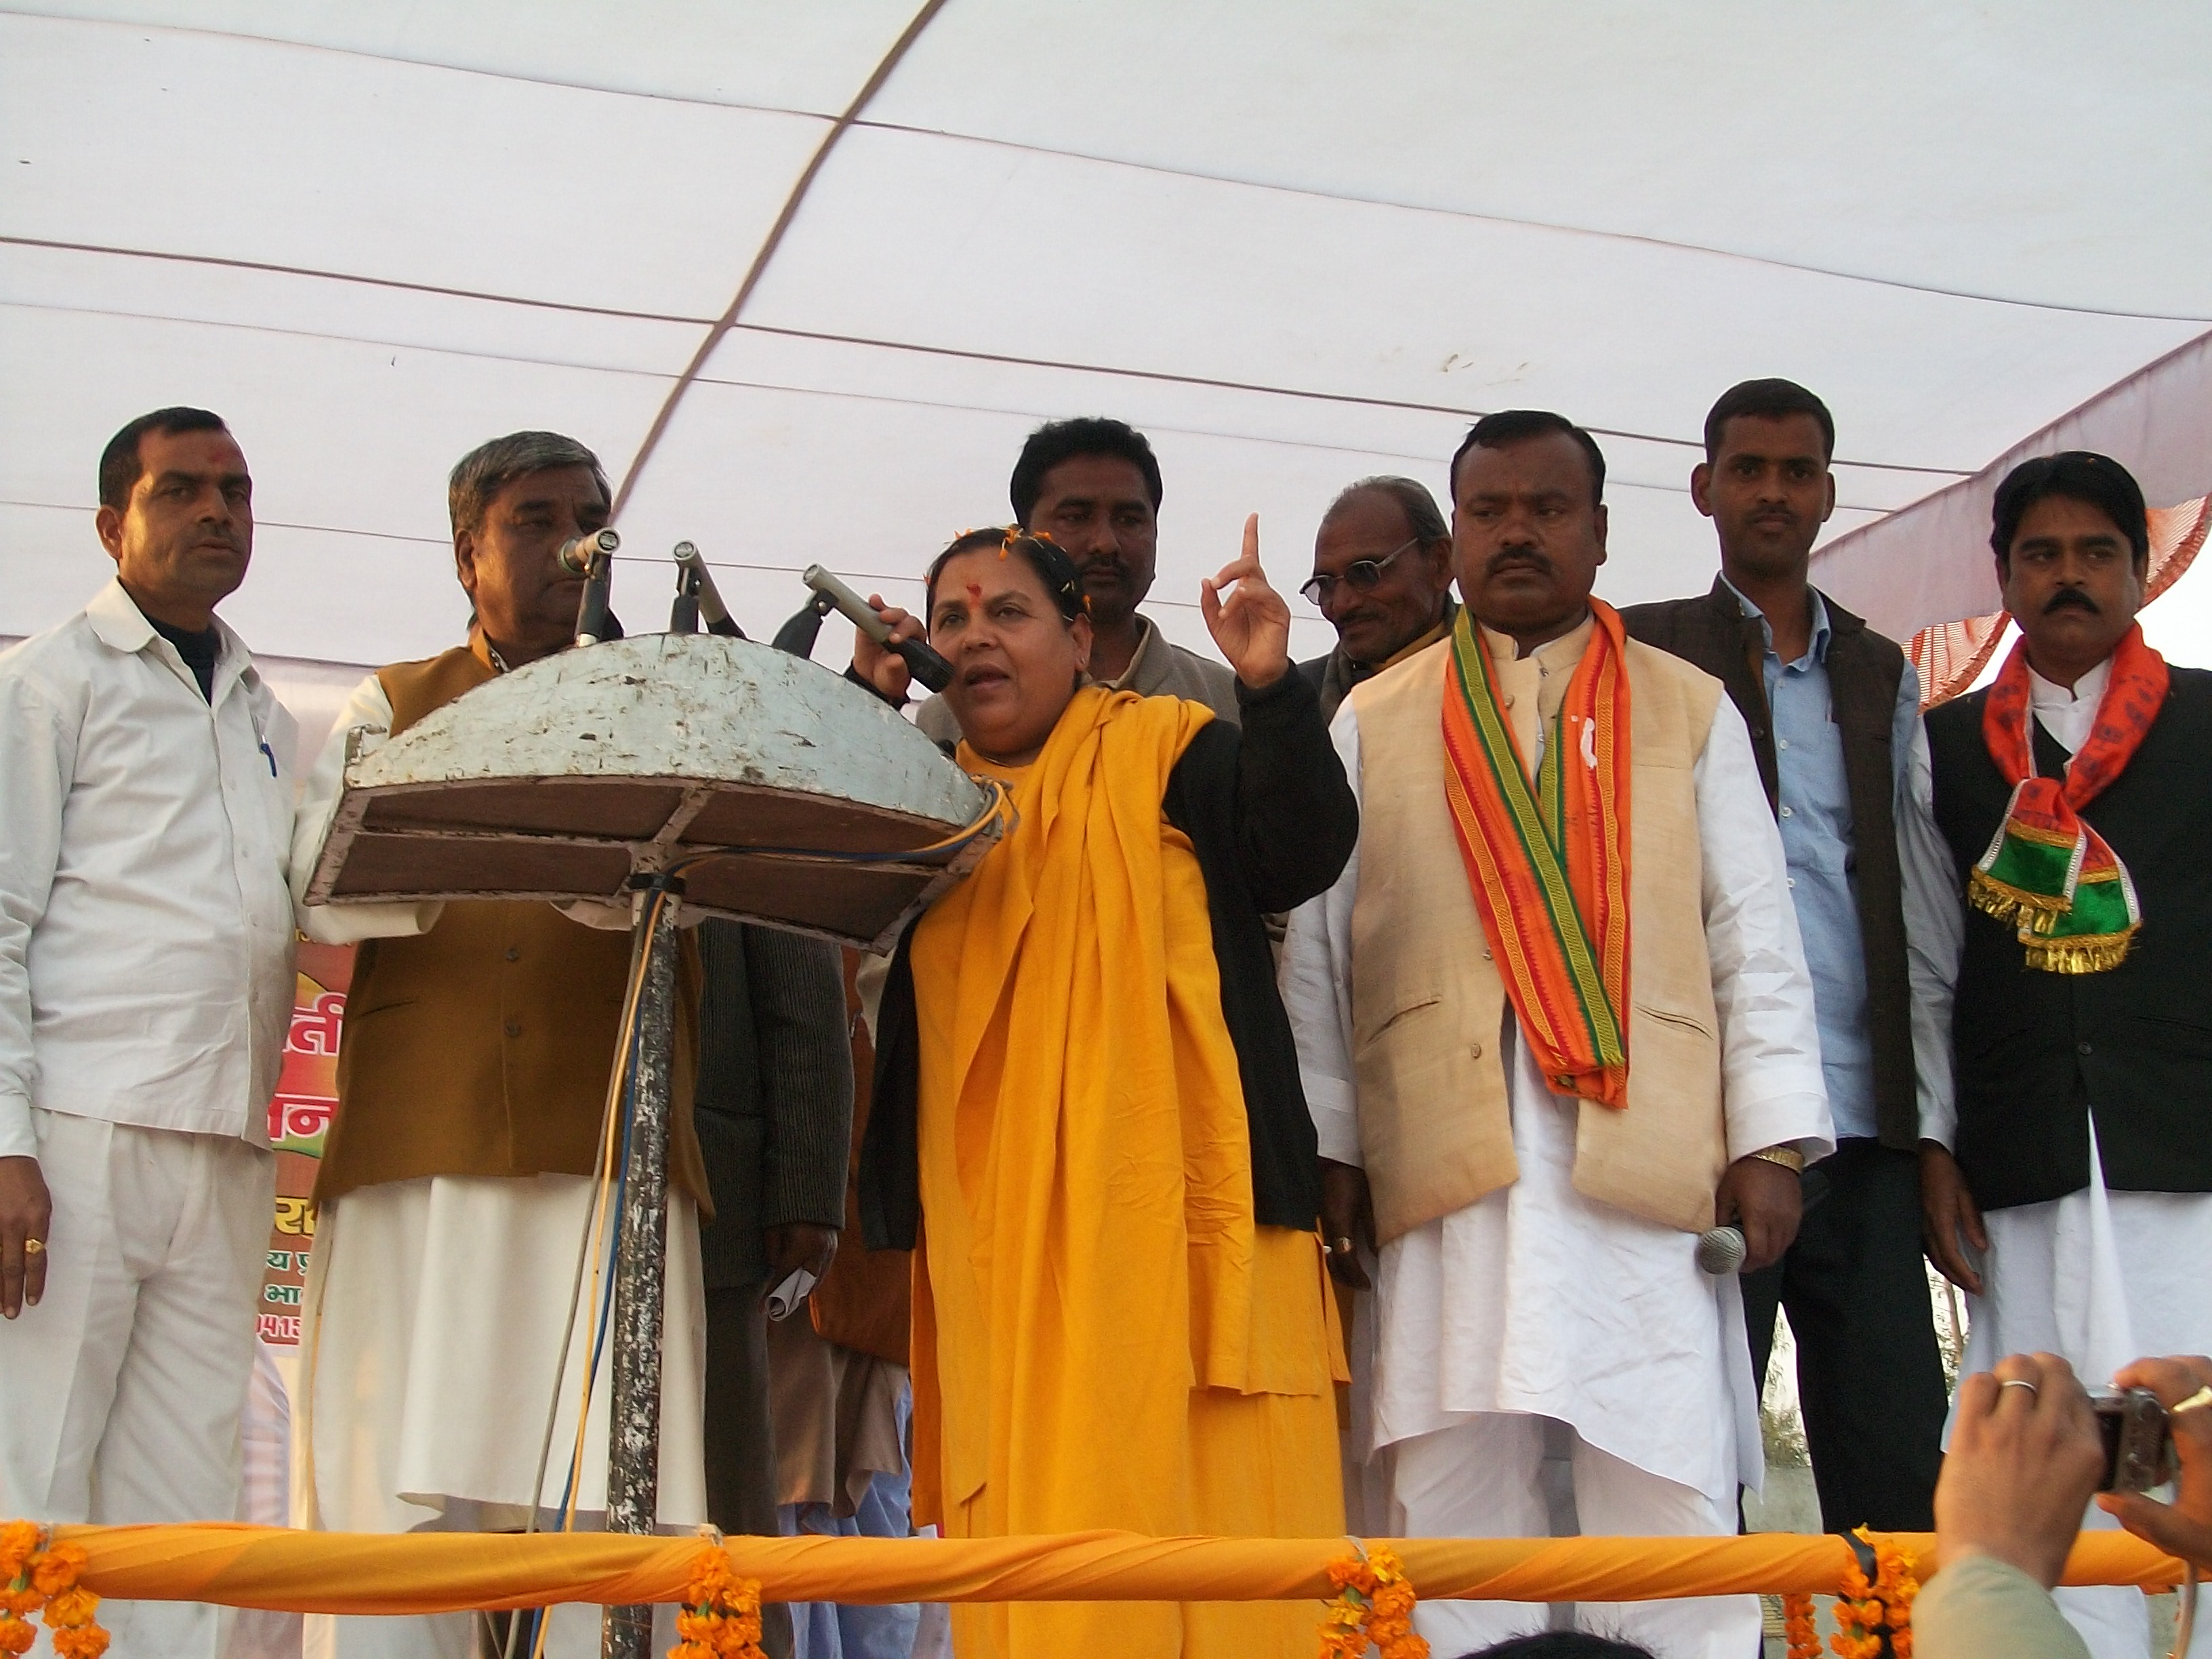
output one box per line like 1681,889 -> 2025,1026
1696,1225 -> 1748,1276
802,564 -> 954,693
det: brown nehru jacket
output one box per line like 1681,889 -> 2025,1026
315,642 -> 708,1209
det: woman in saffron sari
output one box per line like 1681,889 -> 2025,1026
851,523 -> 1355,1658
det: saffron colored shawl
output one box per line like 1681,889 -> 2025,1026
1439,604 -> 1633,1107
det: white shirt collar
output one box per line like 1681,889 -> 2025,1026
83,575 -> 258,692
2027,654 -> 2110,711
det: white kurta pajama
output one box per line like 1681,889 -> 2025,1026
293,674 -> 708,1659
0,581 -> 295,1659
1917,659 -> 2212,1659
1282,625 -> 1830,1659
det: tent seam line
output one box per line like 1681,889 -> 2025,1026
0,246 -> 1971,480
609,0 -> 953,516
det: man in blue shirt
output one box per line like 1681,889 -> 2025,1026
1622,379 -> 1954,1532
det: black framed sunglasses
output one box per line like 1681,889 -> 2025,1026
1300,537 -> 1420,607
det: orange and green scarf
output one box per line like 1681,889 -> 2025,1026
1971,624 -> 2165,972
1440,603 -> 1633,1107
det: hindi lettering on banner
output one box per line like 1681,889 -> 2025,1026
287,989 -> 344,1057
258,939 -> 352,1346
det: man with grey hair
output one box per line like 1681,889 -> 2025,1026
287,431 -> 714,1658
1294,476 -> 1459,723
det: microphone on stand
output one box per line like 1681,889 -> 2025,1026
1696,1225 -> 1748,1276
670,542 -> 744,638
562,529 -> 620,647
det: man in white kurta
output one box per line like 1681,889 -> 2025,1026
1915,451 -> 2212,1659
1281,412 -> 1829,1658
0,411 -> 295,1658
289,432 -> 707,1659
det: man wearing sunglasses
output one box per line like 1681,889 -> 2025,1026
1296,476 -> 1460,723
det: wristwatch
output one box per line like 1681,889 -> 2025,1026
1748,1144 -> 1806,1172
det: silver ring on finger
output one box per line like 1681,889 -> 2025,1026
1998,1378 -> 2039,1399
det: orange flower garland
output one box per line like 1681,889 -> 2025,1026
668,1546 -> 766,1659
1830,1528 -> 1919,1659
0,1522 -> 108,1659
1781,1591 -> 1821,1659
0,1523 -> 36,1659
1320,1542 -> 1429,1659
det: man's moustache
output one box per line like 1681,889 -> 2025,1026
1487,550 -> 1551,575
2044,590 -> 2100,615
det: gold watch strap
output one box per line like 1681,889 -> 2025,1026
1749,1145 -> 1806,1173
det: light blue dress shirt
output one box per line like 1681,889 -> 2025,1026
1726,577 -> 1926,1143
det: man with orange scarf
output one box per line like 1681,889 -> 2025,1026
1280,411 -> 1831,1659
1917,451 -> 2212,1659
851,523 -> 1354,1659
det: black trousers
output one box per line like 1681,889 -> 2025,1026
703,1281 -> 795,1659
1742,1140 -> 1948,1532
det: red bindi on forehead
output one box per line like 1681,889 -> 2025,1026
965,581 -> 983,600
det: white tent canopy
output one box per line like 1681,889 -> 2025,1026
5,1 -> 2210,674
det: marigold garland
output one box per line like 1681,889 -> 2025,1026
1781,1591 -> 1821,1659
668,1545 -> 767,1659
1830,1528 -> 1919,1659
1320,1542 -> 1429,1659
0,1521 -> 108,1659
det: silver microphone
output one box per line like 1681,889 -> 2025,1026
558,528 -> 620,575
802,564 -> 954,693
670,541 -> 733,631
1696,1225 -> 1748,1275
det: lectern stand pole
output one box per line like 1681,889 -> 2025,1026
602,872 -> 685,1659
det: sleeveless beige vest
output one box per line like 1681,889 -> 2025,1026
1347,629 -> 1727,1242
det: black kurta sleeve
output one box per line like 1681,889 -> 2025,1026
1163,669 -> 1356,1229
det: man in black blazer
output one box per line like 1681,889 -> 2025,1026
694,919 -> 854,1659
1919,450 -> 2212,1659
1621,380 -> 1950,1535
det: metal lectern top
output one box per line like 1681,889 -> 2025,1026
304,633 -> 998,951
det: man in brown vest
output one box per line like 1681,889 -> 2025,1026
1621,380 -> 1954,1535
1279,410 -> 1830,1659
289,432 -> 710,1659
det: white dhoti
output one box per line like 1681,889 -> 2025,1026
0,1109 -> 272,1659
1283,672 -> 1829,1659
299,1172 -> 708,1659
1960,1127 -> 2212,1659
1370,1031 -> 1764,1659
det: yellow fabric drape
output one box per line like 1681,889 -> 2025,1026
906,685 -> 1343,1658
45,1525 -> 2190,1614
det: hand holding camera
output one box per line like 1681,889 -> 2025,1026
1938,1351 -> 2111,1587
2097,1354 -> 2212,1572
